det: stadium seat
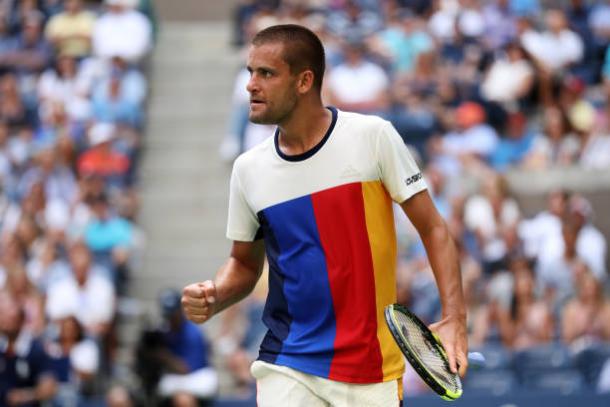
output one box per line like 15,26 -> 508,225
513,344 -> 573,381
463,370 -> 518,396
572,343 -> 610,386
522,369 -> 586,395
470,344 -> 513,371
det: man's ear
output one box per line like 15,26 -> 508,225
296,70 -> 315,94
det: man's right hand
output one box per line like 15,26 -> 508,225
182,280 -> 217,324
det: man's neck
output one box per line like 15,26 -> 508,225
276,104 -> 332,156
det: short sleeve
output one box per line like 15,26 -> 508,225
376,120 -> 427,203
226,162 -> 260,241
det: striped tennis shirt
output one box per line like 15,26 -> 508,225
227,107 -> 427,384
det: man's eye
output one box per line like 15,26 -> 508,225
262,71 -> 272,78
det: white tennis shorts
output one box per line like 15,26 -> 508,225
251,360 -> 403,407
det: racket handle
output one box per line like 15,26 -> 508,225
467,352 -> 486,369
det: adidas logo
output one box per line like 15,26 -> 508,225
340,165 -> 361,179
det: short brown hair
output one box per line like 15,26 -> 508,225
252,24 -> 326,90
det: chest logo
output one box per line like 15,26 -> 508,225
340,165 -> 361,179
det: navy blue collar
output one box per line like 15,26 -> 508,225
274,106 -> 338,162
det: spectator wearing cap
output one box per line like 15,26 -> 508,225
45,241 -> 115,339
44,0 -> 96,59
154,288 -> 218,405
326,40 -> 390,114
568,100 -> 610,170
431,101 -> 499,176
92,0 -> 152,63
0,294 -> 58,407
78,123 -> 130,189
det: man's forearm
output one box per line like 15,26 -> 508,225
421,223 -> 466,320
213,256 -> 262,316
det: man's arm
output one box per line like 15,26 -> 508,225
401,190 -> 468,377
182,240 -> 265,324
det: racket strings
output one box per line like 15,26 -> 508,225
395,313 -> 460,392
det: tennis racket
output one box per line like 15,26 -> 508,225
384,303 -> 484,401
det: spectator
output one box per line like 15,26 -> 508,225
523,105 -> 580,169
370,9 -> 433,76
106,384 -> 134,407
561,266 -> 610,347
431,101 -> 499,176
480,42 -> 534,108
567,194 -> 607,280
136,288 -> 218,406
5,17 -> 53,79
482,0 -> 518,50
0,294 -> 58,406
78,122 -> 130,188
91,67 -> 143,127
17,143 -> 78,205
518,189 -> 569,261
325,0 -> 383,40
37,55 -> 91,122
44,0 -> 96,58
568,100 -> 610,170
83,192 -> 133,289
489,111 -> 536,171
46,315 -> 99,406
45,241 -> 115,338
92,0 -> 152,63
536,217 -> 581,311
1,259 -> 45,336
506,263 -> 555,349
463,173 -> 521,273
326,40 -> 390,113
0,73 -> 32,130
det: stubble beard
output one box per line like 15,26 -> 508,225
249,92 -> 297,125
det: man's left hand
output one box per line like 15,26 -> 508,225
429,315 -> 468,377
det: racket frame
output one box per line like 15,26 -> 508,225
384,303 -> 462,401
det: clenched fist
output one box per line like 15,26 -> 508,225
181,280 -> 217,324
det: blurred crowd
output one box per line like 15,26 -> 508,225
0,0 -> 193,405
217,0 -> 610,399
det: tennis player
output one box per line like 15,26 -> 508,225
182,24 -> 468,406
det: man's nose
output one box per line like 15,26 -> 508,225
246,75 -> 258,94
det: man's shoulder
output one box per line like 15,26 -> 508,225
335,109 -> 389,136
233,136 -> 275,171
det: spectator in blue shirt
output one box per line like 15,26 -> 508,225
155,288 -> 218,405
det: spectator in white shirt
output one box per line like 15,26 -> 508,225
520,9 -> 583,75
326,41 -> 389,113
46,241 -> 115,338
92,0 -> 152,63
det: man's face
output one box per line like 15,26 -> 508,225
246,43 -> 299,125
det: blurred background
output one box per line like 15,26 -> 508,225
0,0 -> 609,406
